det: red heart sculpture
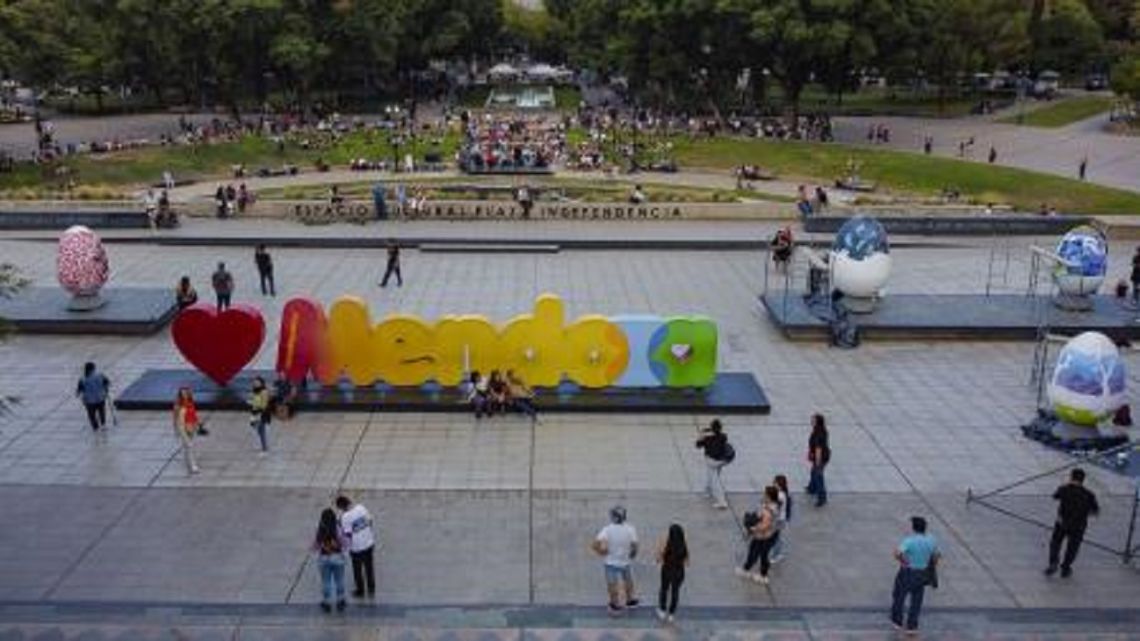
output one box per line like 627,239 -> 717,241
172,303 -> 266,386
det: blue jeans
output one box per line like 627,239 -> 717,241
807,464 -> 827,505
318,554 -> 346,605
890,567 -> 927,630
251,416 -> 268,451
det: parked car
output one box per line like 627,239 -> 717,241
1085,74 -> 1108,91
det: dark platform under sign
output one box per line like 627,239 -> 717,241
761,293 -> 1140,341
116,370 -> 771,415
803,215 -> 1088,236
0,286 -> 178,335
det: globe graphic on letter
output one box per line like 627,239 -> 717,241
1048,331 -> 1126,426
830,215 -> 891,298
1052,226 -> 1107,297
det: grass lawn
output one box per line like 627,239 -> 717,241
0,130 -> 463,197
671,137 -> 1140,215
998,96 -> 1115,128
775,85 -> 986,118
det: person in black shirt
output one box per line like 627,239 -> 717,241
805,414 -> 831,507
696,419 -> 730,509
1045,468 -> 1099,578
1130,246 -> 1140,304
255,244 -> 275,296
380,239 -> 402,287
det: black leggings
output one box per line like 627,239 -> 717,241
84,402 -> 106,431
658,566 -> 684,614
743,533 -> 778,577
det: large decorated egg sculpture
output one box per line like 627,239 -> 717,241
1052,226 -> 1107,297
1048,331 -> 1126,426
830,215 -> 891,298
57,225 -> 109,298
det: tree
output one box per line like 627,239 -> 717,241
1033,0 -> 1106,73
1111,54 -> 1140,103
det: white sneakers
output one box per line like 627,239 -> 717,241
735,567 -> 769,584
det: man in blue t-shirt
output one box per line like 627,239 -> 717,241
76,362 -> 110,435
890,516 -> 940,633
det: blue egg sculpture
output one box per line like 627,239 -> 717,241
830,215 -> 891,298
1053,226 -> 1107,297
1048,331 -> 1126,426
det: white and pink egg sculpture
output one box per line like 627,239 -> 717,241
57,225 -> 109,310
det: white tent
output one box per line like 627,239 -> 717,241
526,63 -> 558,79
488,63 -> 520,80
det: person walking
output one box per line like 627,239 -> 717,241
254,244 -> 275,296
890,516 -> 940,634
248,376 -> 271,455
1045,468 -> 1099,578
1079,156 -> 1088,181
380,240 -> 402,287
735,485 -> 780,585
592,505 -> 639,615
76,362 -> 111,437
211,262 -> 234,311
770,474 -> 792,563
695,419 -> 732,509
805,414 -> 831,507
336,495 -> 377,598
313,508 -> 349,613
654,523 -> 688,624
172,387 -> 201,475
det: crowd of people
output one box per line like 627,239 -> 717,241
458,111 -> 564,172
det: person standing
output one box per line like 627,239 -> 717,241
592,505 -> 639,615
172,387 -> 201,475
1045,468 -> 1099,578
770,474 -> 792,563
805,414 -> 831,507
254,245 -> 275,296
336,495 -> 377,598
655,523 -> 688,624
988,146 -> 997,164
380,240 -> 402,287
162,169 -> 174,190
695,419 -> 731,509
735,485 -> 780,585
211,262 -> 234,311
890,516 -> 940,633
248,376 -> 271,455
313,508 -> 349,613
1130,247 -> 1140,304
76,362 -> 110,437
1079,156 -> 1088,181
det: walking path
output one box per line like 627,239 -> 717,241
831,114 -> 1140,193
0,238 -> 1137,626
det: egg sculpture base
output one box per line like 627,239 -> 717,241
1053,292 -> 1095,312
66,292 -> 107,312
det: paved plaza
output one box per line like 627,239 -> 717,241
0,222 -> 1137,637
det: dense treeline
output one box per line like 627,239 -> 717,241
0,0 -> 1136,114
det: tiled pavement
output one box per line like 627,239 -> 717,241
0,235 -> 1137,634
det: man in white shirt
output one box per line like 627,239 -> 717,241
336,495 -> 377,598
591,505 -> 639,615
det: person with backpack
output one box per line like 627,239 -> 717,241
248,376 -> 271,455
76,362 -> 110,437
654,523 -> 689,624
696,419 -> 733,509
735,486 -> 781,585
806,414 -> 831,507
770,474 -> 792,563
312,508 -> 349,613
890,516 -> 940,633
